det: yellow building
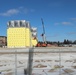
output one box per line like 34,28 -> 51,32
7,20 -> 37,48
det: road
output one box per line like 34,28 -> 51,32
0,47 -> 76,54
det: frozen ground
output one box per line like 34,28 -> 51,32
0,47 -> 76,75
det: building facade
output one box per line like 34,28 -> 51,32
7,20 -> 37,48
31,27 -> 38,46
0,36 -> 7,47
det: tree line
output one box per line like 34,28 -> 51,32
38,39 -> 76,45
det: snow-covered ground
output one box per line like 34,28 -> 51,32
0,47 -> 76,75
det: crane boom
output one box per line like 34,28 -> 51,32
41,18 -> 46,43
41,18 -> 45,34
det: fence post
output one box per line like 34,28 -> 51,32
27,48 -> 34,75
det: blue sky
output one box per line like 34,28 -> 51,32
0,0 -> 76,42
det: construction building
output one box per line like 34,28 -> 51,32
0,36 -> 7,47
7,20 -> 37,48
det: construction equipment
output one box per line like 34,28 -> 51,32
36,18 -> 47,47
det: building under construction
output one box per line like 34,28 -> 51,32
7,20 -> 38,48
0,36 -> 7,47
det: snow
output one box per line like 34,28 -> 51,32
0,47 -> 76,75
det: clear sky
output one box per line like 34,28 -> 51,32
0,0 -> 76,42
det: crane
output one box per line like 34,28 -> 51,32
36,18 -> 47,47
41,18 -> 46,43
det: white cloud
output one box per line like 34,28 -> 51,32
48,1 -> 62,7
62,22 -> 71,25
54,22 -> 72,26
70,18 -> 76,21
54,23 -> 60,25
19,6 -> 24,9
0,9 -> 19,16
67,32 -> 76,35
23,8 -> 35,14
0,7 -> 35,17
30,9 -> 35,12
70,18 -> 76,23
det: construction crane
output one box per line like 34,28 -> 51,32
36,18 -> 47,47
41,18 -> 46,43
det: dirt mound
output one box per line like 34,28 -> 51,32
33,64 -> 47,68
48,69 -> 56,72
54,65 -> 64,69
63,68 -> 74,73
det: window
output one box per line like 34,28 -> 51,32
14,21 -> 19,27
8,21 -> 14,27
20,21 -> 25,27
26,23 -> 30,28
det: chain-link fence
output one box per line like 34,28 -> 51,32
0,47 -> 76,75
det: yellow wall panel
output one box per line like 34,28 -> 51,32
7,27 -> 38,48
